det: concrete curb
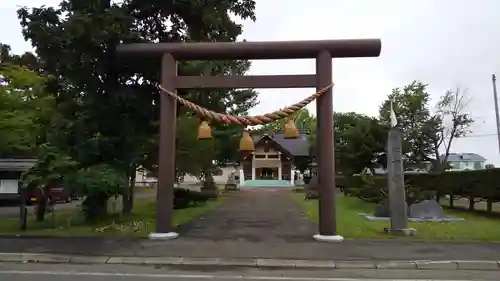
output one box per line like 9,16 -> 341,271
0,253 -> 499,270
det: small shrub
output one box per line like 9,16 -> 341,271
173,188 -> 210,209
66,164 -> 128,220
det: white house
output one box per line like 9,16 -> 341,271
134,164 -> 238,186
444,153 -> 486,171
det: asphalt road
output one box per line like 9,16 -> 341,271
0,263 -> 498,281
0,193 -> 155,218
0,201 -> 81,218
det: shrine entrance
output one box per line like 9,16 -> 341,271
116,39 -> 381,242
258,168 -> 277,180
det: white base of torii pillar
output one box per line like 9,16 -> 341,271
313,234 -> 344,242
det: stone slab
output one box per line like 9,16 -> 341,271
70,255 -> 110,264
21,253 -> 71,263
376,261 -> 417,269
0,252 -> 21,262
293,259 -> 336,268
218,258 -> 257,266
256,258 -> 296,268
106,256 -> 145,265
0,252 -> 499,271
359,213 -> 465,222
143,257 -> 183,265
182,257 -> 220,265
415,260 -> 458,270
456,261 -> 500,270
335,261 -> 377,269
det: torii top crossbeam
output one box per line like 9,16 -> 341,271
116,39 -> 381,60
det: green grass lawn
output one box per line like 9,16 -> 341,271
135,187 -> 157,195
291,192 -> 500,241
0,196 -> 224,237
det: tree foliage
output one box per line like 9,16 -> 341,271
262,108 -> 316,133
0,62 -> 55,158
21,144 -> 78,221
176,115 -> 215,180
334,112 -> 387,175
379,81 -> 434,167
67,164 -> 128,219
431,88 -> 474,170
379,81 -> 474,171
15,0 -> 258,214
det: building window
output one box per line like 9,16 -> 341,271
267,154 -> 279,159
474,162 -> 483,170
255,154 -> 266,159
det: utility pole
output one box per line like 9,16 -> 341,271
492,74 -> 500,154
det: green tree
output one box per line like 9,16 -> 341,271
22,145 -> 78,221
262,108 -> 316,132
0,43 -> 40,70
431,88 -> 474,170
17,0 -> 258,214
334,112 -> 386,176
0,63 -> 55,158
379,81 -> 435,168
379,81 -> 474,171
176,114 -> 215,180
67,164 -> 128,220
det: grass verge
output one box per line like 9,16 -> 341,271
0,196 -> 224,237
291,192 -> 500,241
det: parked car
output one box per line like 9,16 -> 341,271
27,185 -> 71,205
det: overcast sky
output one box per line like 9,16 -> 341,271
2,0 -> 500,164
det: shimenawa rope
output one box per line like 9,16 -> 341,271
157,83 -> 334,126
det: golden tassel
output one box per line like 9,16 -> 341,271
197,121 -> 212,140
283,119 -> 299,139
239,130 -> 255,152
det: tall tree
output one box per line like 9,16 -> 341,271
333,112 -> 386,176
379,81 -> 474,171
379,81 -> 435,168
429,88 -> 474,171
176,114 -> 215,179
0,63 -> 55,158
261,108 -> 316,133
17,0 -> 258,212
0,43 -> 40,70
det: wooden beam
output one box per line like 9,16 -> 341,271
174,75 -> 317,89
116,39 -> 382,60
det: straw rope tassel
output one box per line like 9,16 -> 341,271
158,83 -> 333,126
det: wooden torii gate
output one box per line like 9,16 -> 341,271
116,39 -> 381,242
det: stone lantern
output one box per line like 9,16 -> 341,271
305,161 -> 319,199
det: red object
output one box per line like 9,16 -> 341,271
26,186 -> 71,204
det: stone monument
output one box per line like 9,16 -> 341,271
106,195 -> 123,215
408,200 -> 445,218
224,171 -> 238,191
201,174 -> 219,198
385,103 -> 415,236
305,174 -> 319,199
304,161 -> 319,199
295,172 -> 305,186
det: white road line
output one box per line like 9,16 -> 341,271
0,269 -> 477,281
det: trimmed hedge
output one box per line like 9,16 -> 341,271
173,188 -> 210,209
341,169 -> 500,212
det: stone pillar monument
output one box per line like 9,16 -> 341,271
387,128 -> 409,231
386,101 -> 414,236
